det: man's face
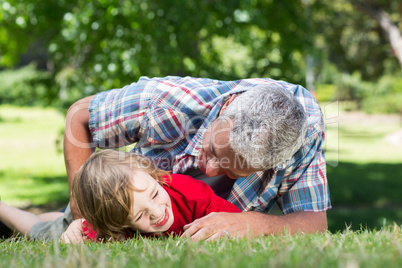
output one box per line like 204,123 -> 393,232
198,119 -> 260,179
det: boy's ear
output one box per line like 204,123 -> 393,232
219,94 -> 238,116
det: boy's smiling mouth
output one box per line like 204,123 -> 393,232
152,208 -> 169,227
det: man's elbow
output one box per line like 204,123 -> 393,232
303,211 -> 328,234
64,96 -> 94,151
66,96 -> 94,125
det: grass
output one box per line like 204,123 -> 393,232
325,123 -> 402,164
322,101 -> 402,164
0,105 -> 68,209
1,226 -> 402,267
326,162 -> 402,232
320,101 -> 402,232
1,104 -> 402,267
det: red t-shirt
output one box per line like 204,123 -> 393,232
83,174 -> 240,240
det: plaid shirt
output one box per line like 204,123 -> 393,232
89,76 -> 331,214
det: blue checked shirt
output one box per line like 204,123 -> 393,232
89,76 -> 331,214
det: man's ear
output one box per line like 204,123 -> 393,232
219,94 -> 238,116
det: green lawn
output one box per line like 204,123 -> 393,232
321,101 -> 402,232
1,227 -> 402,268
0,105 -> 68,209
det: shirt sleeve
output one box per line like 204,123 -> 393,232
88,84 -> 147,148
82,220 -> 97,241
276,118 -> 331,214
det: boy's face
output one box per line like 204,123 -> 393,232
127,171 -> 174,233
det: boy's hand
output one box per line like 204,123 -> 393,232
60,218 -> 87,244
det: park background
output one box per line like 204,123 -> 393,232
1,0 -> 402,235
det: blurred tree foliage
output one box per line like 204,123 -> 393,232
309,0 -> 402,114
0,0 -> 401,109
311,0 -> 401,82
0,64 -> 54,106
0,0 -> 309,108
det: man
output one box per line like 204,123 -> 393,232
60,76 -> 330,241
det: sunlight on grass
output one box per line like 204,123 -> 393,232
321,102 -> 402,164
0,105 -> 68,207
325,123 -> 402,164
1,226 -> 402,267
320,102 -> 402,231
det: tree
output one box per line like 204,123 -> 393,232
0,0 -> 75,68
352,0 -> 402,67
311,0 -> 400,82
1,0 -> 310,107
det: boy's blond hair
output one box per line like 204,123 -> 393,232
72,149 -> 169,240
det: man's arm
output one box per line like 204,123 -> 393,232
64,96 -> 95,219
182,210 -> 327,241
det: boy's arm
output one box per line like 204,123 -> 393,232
60,219 -> 88,244
64,96 -> 95,219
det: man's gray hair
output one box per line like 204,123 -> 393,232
220,84 -> 308,170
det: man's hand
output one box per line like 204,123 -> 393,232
60,219 -> 87,244
182,212 -> 253,241
182,211 -> 328,241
